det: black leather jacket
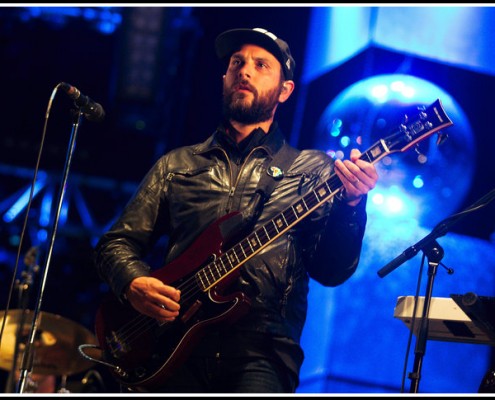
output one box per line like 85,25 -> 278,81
95,123 -> 367,347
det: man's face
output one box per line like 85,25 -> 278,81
222,44 -> 284,124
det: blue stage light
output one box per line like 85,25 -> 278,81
315,73 -> 475,230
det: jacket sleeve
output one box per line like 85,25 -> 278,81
302,192 -> 367,287
94,156 -> 170,299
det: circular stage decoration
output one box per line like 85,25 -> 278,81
315,73 -> 475,229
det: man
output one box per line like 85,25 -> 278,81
94,27 -> 378,393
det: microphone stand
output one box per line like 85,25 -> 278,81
16,109 -> 84,393
377,188 -> 495,393
407,239 -> 444,393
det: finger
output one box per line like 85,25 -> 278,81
153,302 -> 180,322
334,159 -> 361,186
154,281 -> 181,302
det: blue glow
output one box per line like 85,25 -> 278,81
303,7 -> 373,83
40,188 -> 53,227
330,119 -> 342,137
369,185 -> 417,219
370,79 -> 419,103
340,136 -> 351,147
21,6 -> 122,35
3,178 -> 46,223
59,196 -> 69,226
386,195 -> 404,213
371,193 -> 384,205
371,84 -> 388,101
374,7 -> 495,77
73,187 -> 94,229
413,175 -> 424,188
37,229 -> 48,243
315,73 -> 475,228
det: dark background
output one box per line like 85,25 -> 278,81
0,5 -> 494,393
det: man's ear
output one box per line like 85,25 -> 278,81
279,80 -> 295,103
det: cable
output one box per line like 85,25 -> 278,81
0,82 -> 63,391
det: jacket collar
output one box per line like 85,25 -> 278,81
193,121 -> 286,157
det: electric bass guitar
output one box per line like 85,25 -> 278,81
81,99 -> 454,391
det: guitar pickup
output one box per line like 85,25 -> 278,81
181,299 -> 202,323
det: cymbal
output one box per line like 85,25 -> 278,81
0,309 -> 97,376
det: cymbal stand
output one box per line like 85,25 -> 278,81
5,248 -> 39,393
57,374 -> 70,393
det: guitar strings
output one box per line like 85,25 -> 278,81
109,272 -> 205,347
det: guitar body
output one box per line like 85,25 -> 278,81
94,211 -> 251,391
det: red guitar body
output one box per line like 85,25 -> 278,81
94,211 -> 251,391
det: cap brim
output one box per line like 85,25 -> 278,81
215,28 -> 285,66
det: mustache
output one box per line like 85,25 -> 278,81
232,80 -> 257,94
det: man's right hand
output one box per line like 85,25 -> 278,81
125,276 -> 181,322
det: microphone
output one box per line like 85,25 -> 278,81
59,82 -> 105,122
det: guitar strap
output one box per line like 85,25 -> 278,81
257,143 -> 301,204
246,143 -> 301,226
221,143 -> 300,242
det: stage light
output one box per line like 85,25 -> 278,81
315,73 -> 475,230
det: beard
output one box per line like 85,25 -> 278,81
222,80 -> 283,124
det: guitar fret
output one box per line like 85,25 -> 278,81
313,185 -> 328,203
232,249 -> 240,264
239,243 -> 247,258
254,232 -> 262,246
281,212 -> 289,226
227,250 -> 237,267
292,200 -> 306,218
283,208 -> 297,225
265,220 -> 278,239
197,271 -> 207,289
246,240 -> 254,255
249,233 -> 260,251
218,257 -> 228,273
204,268 -> 213,285
362,150 -> 373,163
199,269 -> 211,287
263,225 -> 271,241
271,219 -> 281,233
212,262 -> 221,279
304,191 -> 318,209
301,197 -> 309,211
257,227 -> 269,244
247,237 -> 255,252
324,181 -> 336,195
369,143 -> 385,161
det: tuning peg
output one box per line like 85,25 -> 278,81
436,131 -> 449,146
414,144 -> 428,164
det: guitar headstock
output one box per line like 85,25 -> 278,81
383,99 -> 454,154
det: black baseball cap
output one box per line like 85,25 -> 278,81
215,27 -> 296,81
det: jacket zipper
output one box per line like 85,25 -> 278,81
222,146 -> 264,214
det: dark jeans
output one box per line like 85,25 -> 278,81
123,355 -> 297,394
